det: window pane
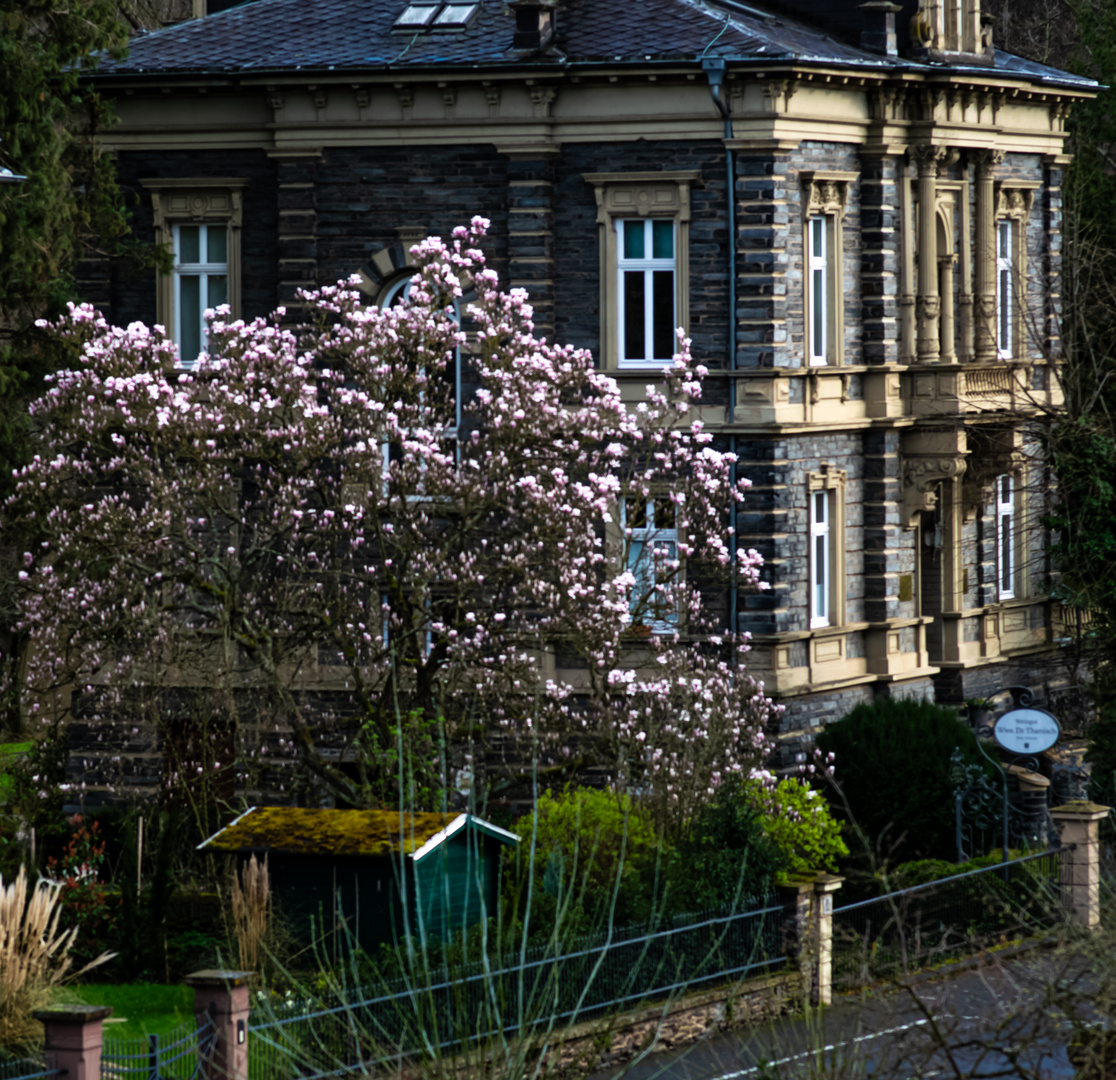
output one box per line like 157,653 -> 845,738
178,226 -> 200,265
812,269 -> 824,357
179,275 -> 201,360
811,217 -> 823,260
626,497 -> 647,529
434,3 -> 476,23
207,226 -> 228,264
814,491 -> 826,525
623,271 -> 645,359
652,220 -> 673,259
1001,519 -> 1012,590
999,269 -> 1010,344
652,270 -> 674,359
395,4 -> 437,24
208,274 -> 228,309
654,499 -> 675,529
815,535 -> 826,603
999,222 -> 1009,259
1001,476 -> 1011,503
623,220 -> 644,260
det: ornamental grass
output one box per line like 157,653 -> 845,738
0,866 -> 114,1052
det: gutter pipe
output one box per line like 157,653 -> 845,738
703,57 -> 740,649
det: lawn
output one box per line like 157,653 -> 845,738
62,984 -> 194,1040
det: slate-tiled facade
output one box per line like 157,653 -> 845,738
76,0 -> 1098,792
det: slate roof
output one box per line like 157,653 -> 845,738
88,0 -> 1094,87
198,806 -> 519,860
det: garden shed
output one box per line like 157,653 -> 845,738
198,807 -> 518,950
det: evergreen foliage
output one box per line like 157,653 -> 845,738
816,698 -> 996,866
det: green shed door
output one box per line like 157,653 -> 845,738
413,831 -> 496,942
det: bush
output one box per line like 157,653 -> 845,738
666,777 -> 783,908
746,777 -> 848,880
511,787 -> 665,933
816,698 -> 997,866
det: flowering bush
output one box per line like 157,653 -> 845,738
6,218 -> 774,830
744,776 -> 848,879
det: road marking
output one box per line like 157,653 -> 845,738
711,1019 -> 933,1079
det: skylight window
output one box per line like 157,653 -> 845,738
434,3 -> 477,25
394,0 -> 477,29
396,2 -> 439,25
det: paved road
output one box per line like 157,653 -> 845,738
592,946 -> 1103,1079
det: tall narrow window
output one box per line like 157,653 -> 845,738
809,489 -> 831,628
173,223 -> 228,368
617,219 -> 676,367
624,495 -> 679,632
808,216 -> 830,366
996,473 -> 1015,600
996,220 -> 1013,359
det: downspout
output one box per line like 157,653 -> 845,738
703,58 -> 739,648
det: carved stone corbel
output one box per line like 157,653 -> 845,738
902,453 -> 968,523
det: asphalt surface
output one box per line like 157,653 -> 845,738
591,943 -> 1111,1080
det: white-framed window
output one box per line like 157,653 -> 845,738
617,219 -> 677,367
141,177 -> 245,369
807,215 -> 831,366
996,473 -> 1015,600
996,219 -> 1013,360
172,223 -> 229,368
623,495 -> 679,632
809,489 -> 832,628
581,170 -> 697,370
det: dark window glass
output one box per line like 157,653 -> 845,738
624,271 -> 645,360
652,270 -> 674,359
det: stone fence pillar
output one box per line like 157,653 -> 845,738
185,970 -> 253,1080
779,874 -> 844,1008
33,1006 -> 112,1080
812,874 -> 844,1007
1051,801 -> 1111,931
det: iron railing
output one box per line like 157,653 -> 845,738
102,1012 -> 216,1080
248,900 -> 784,1080
831,848 -> 1066,990
0,1059 -> 59,1080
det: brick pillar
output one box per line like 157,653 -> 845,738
33,1006 -> 112,1080
778,881 -> 814,1005
186,970 -> 253,1080
1051,802 -> 1110,931
503,151 -> 556,337
858,151 -> 902,369
812,874 -> 844,1006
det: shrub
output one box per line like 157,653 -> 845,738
666,777 -> 783,909
816,698 -> 997,866
511,787 -> 665,933
745,777 -> 849,880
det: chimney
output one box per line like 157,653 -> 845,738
511,0 -> 557,51
859,0 -> 901,56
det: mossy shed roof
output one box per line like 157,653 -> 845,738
197,807 -> 519,861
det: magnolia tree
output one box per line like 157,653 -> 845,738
4,218 -> 777,830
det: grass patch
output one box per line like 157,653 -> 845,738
60,984 -> 194,1040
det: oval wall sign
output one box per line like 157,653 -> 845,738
993,708 -> 1061,755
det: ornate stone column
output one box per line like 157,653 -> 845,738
939,253 -> 956,363
914,146 -> 947,362
974,148 -> 1004,362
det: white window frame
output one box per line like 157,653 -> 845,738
809,489 -> 832,628
623,495 -> 680,633
141,177 -> 246,369
172,223 -> 229,369
996,219 -> 1014,360
996,473 -> 1015,601
807,215 -> 831,367
581,171 -> 697,370
616,218 -> 677,368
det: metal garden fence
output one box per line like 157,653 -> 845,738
101,1012 -> 216,1080
248,899 -> 784,1080
0,1058 -> 59,1080
831,848 -> 1066,990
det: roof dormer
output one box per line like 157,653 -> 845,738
908,0 -> 994,64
